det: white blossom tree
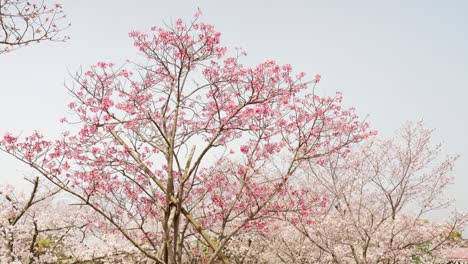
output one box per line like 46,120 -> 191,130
266,121 -> 467,264
0,178 -> 145,263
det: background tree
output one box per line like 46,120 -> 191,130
0,13 -> 373,263
0,178 -> 145,263
258,121 -> 466,264
0,0 -> 69,54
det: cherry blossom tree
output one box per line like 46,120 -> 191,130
0,0 -> 69,54
0,12 -> 373,263
0,178 -> 146,263
262,121 -> 466,264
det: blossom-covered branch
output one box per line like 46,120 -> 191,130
0,0 -> 69,54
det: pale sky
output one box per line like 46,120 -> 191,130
1,0 -> 467,231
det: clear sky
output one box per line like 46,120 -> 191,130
1,0 -> 467,229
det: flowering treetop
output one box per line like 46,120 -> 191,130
1,11 -> 375,264
0,0 -> 69,54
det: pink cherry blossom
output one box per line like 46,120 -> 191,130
1,13 -> 373,260
0,0 -> 69,54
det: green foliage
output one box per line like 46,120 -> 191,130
410,242 -> 434,264
36,237 -> 56,254
37,237 -> 54,248
450,231 -> 463,240
411,255 -> 422,264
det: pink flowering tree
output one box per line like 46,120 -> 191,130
0,178 -> 146,263
0,0 -> 69,54
0,12 -> 373,263
258,121 -> 466,264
